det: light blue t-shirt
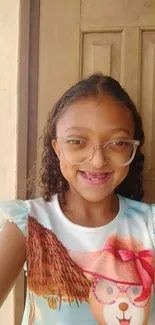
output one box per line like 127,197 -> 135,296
0,194 -> 155,325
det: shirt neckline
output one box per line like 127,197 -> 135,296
51,193 -> 124,233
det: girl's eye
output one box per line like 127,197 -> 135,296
113,141 -> 128,146
67,139 -> 85,145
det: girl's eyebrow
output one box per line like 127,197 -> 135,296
65,127 -> 92,132
65,127 -> 132,135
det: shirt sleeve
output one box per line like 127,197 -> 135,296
0,200 -> 30,236
151,204 -> 155,249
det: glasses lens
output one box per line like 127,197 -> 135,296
127,285 -> 149,307
94,279 -> 117,304
105,141 -> 136,166
60,139 -> 93,164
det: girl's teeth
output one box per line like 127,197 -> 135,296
89,177 -> 98,180
83,172 -> 108,180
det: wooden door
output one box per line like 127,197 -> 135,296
30,0 -> 155,203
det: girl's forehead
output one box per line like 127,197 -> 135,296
57,97 -> 135,136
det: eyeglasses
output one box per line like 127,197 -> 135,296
56,137 -> 140,166
92,278 -> 150,308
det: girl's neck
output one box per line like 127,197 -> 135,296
60,189 -> 119,228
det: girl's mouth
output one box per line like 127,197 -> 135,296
79,171 -> 112,185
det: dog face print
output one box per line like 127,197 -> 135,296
88,277 -> 151,325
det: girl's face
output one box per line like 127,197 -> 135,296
52,96 -> 135,202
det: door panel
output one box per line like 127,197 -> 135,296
141,30 -> 155,202
82,31 -> 122,80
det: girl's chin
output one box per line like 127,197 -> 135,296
76,189 -> 113,203
68,186 -> 112,203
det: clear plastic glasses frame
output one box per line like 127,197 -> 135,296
56,137 -> 140,166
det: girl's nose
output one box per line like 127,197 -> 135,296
119,302 -> 129,312
90,147 -> 108,168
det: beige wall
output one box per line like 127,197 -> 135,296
0,0 -> 30,324
0,1 -> 19,200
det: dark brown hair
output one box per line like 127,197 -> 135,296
40,73 -> 145,201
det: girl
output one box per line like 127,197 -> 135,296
0,73 -> 154,325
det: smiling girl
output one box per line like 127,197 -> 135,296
0,73 -> 154,325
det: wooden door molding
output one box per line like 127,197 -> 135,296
27,0 -> 40,199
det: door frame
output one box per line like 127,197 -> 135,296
26,0 -> 40,200
14,0 -> 40,324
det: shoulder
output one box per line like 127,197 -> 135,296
120,195 -> 155,247
150,204 -> 155,237
0,199 -> 30,235
26,194 -> 58,217
119,195 -> 151,217
0,194 -> 59,236
25,194 -> 60,229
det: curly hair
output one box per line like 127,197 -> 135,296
39,73 -> 145,202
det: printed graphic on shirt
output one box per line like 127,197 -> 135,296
26,217 -> 154,325
69,234 -> 154,325
26,217 -> 90,313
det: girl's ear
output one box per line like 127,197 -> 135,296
52,140 -> 60,160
